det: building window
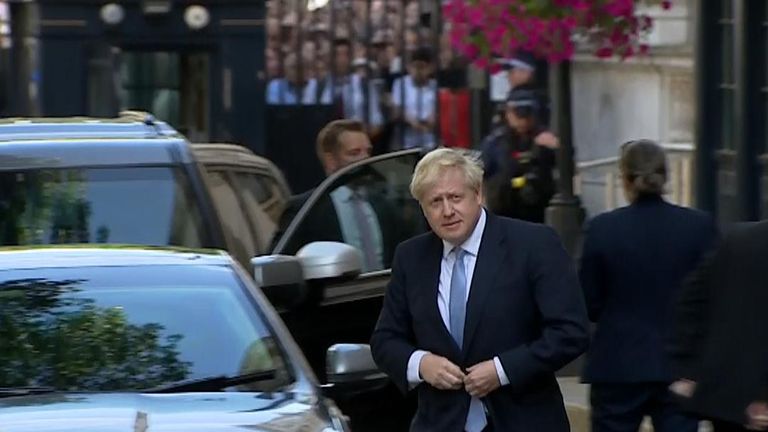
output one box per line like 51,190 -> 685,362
719,0 -> 735,150
119,52 -> 181,127
763,2 -> 768,151
0,1 -> 10,49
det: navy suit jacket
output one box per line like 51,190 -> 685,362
579,195 -> 718,383
370,212 -> 589,432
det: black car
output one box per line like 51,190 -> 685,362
0,245 -> 386,431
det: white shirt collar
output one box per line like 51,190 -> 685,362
442,208 -> 487,259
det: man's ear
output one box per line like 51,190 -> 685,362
320,151 -> 335,175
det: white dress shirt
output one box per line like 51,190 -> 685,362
266,78 -> 320,105
319,74 -> 385,127
405,209 -> 510,394
392,75 -> 437,150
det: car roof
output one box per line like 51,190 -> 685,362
192,143 -> 277,171
0,112 -> 194,168
191,142 -> 292,195
0,245 -> 232,271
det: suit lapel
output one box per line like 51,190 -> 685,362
420,233 -> 460,355
463,213 -> 506,355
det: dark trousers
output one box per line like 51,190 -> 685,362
710,419 -> 749,432
590,383 -> 699,432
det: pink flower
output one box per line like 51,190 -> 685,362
462,43 -> 480,60
474,57 -> 489,69
596,46 -> 614,58
443,0 -> 671,67
604,0 -> 634,17
467,7 -> 485,26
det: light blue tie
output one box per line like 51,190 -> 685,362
449,248 -> 487,432
449,248 -> 467,348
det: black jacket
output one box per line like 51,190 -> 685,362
371,213 -> 589,431
480,126 -> 556,222
579,195 -> 718,383
670,220 -> 768,424
273,187 -> 400,269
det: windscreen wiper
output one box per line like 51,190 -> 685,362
143,369 -> 277,393
0,386 -> 57,398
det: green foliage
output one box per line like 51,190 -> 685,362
0,279 -> 190,390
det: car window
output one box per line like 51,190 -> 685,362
0,167 -> 207,248
235,172 -> 285,225
231,172 -> 277,254
276,152 -> 427,273
0,265 -> 292,392
206,171 -> 258,267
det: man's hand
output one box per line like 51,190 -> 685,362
534,131 -> 560,149
464,360 -> 500,398
419,353 -> 465,390
746,401 -> 768,430
669,379 -> 697,398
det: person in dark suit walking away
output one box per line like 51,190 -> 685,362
669,220 -> 768,432
370,148 -> 589,431
579,139 -> 719,432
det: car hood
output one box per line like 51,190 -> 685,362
0,391 -> 335,432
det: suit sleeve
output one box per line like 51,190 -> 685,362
579,219 -> 606,322
668,246 -> 719,380
497,226 -> 590,389
668,217 -> 723,380
270,195 -> 304,253
370,244 -> 418,394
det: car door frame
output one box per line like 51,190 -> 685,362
272,148 -> 424,305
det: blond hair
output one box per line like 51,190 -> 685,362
316,119 -> 366,160
410,148 -> 484,202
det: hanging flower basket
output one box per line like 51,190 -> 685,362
443,0 -> 673,69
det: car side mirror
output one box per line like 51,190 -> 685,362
323,344 -> 389,398
251,255 -> 308,309
296,241 -> 362,281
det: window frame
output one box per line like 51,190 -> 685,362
272,148 -> 423,274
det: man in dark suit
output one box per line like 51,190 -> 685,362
370,148 -> 589,431
274,119 -> 373,239
669,221 -> 768,432
273,120 -> 398,271
579,140 -> 719,431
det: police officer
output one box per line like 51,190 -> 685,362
490,52 -> 550,129
481,86 -> 559,223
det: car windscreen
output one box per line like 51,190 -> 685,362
0,167 -> 208,248
0,264 -> 293,392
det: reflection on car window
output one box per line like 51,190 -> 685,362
246,174 -> 271,203
207,171 -> 258,267
0,167 -> 207,247
0,265 -> 291,392
232,172 -> 278,254
280,153 -> 427,272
